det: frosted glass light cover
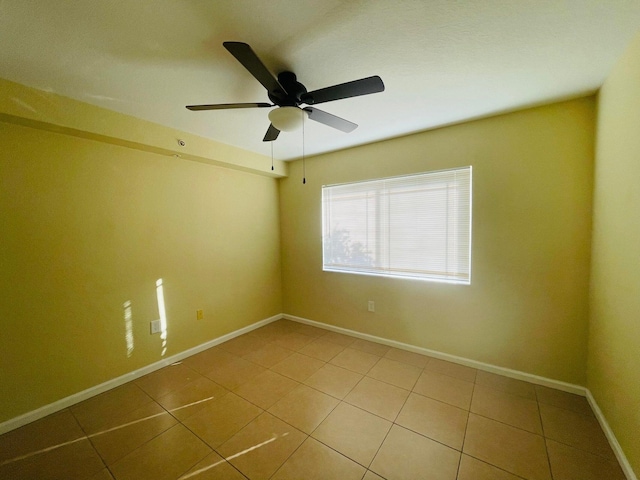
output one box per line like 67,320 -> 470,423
268,107 -> 305,131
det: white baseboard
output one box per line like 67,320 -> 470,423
586,390 -> 638,480
283,313 -> 585,395
0,314 -> 282,436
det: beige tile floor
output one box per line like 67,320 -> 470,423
0,319 -> 627,480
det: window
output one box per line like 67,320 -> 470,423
322,166 -> 472,284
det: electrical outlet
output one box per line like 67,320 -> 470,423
368,300 -> 375,312
196,309 -> 204,320
150,319 -> 161,334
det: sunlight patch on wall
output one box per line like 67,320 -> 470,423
156,278 -> 168,357
123,300 -> 134,358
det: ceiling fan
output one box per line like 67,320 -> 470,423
186,42 -> 385,142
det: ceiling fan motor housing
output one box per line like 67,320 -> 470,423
269,71 -> 307,106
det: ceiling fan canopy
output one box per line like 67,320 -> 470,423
186,41 -> 385,142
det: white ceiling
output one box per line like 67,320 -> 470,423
1,0 -> 639,160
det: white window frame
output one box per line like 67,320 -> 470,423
322,166 -> 472,284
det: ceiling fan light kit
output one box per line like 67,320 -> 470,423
268,106 -> 306,132
186,41 -> 385,142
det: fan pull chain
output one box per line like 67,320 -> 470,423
302,111 -> 306,184
270,141 -> 274,171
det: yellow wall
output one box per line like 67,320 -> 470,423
280,98 -> 595,385
0,77 -> 288,178
0,121 -> 282,423
588,31 -> 640,475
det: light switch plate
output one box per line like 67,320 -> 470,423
150,319 -> 161,334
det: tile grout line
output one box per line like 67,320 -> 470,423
179,417 -> 241,472
222,341 -> 353,479
70,397 -> 183,475
534,396 -> 622,463
363,359 -> 426,477
463,380 -> 537,480
151,394 -> 221,480
267,436 -> 308,479
200,364 -> 314,479
173,386 -> 263,478
535,387 -> 557,480
461,453 -> 530,480
456,380 -> 475,479
60,408 -> 111,478
301,360 -> 393,473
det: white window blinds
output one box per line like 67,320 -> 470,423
322,166 -> 472,284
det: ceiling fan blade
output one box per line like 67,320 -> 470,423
301,75 -> 384,105
303,107 -> 357,133
223,42 -> 287,99
263,123 -> 280,142
186,102 -> 272,111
